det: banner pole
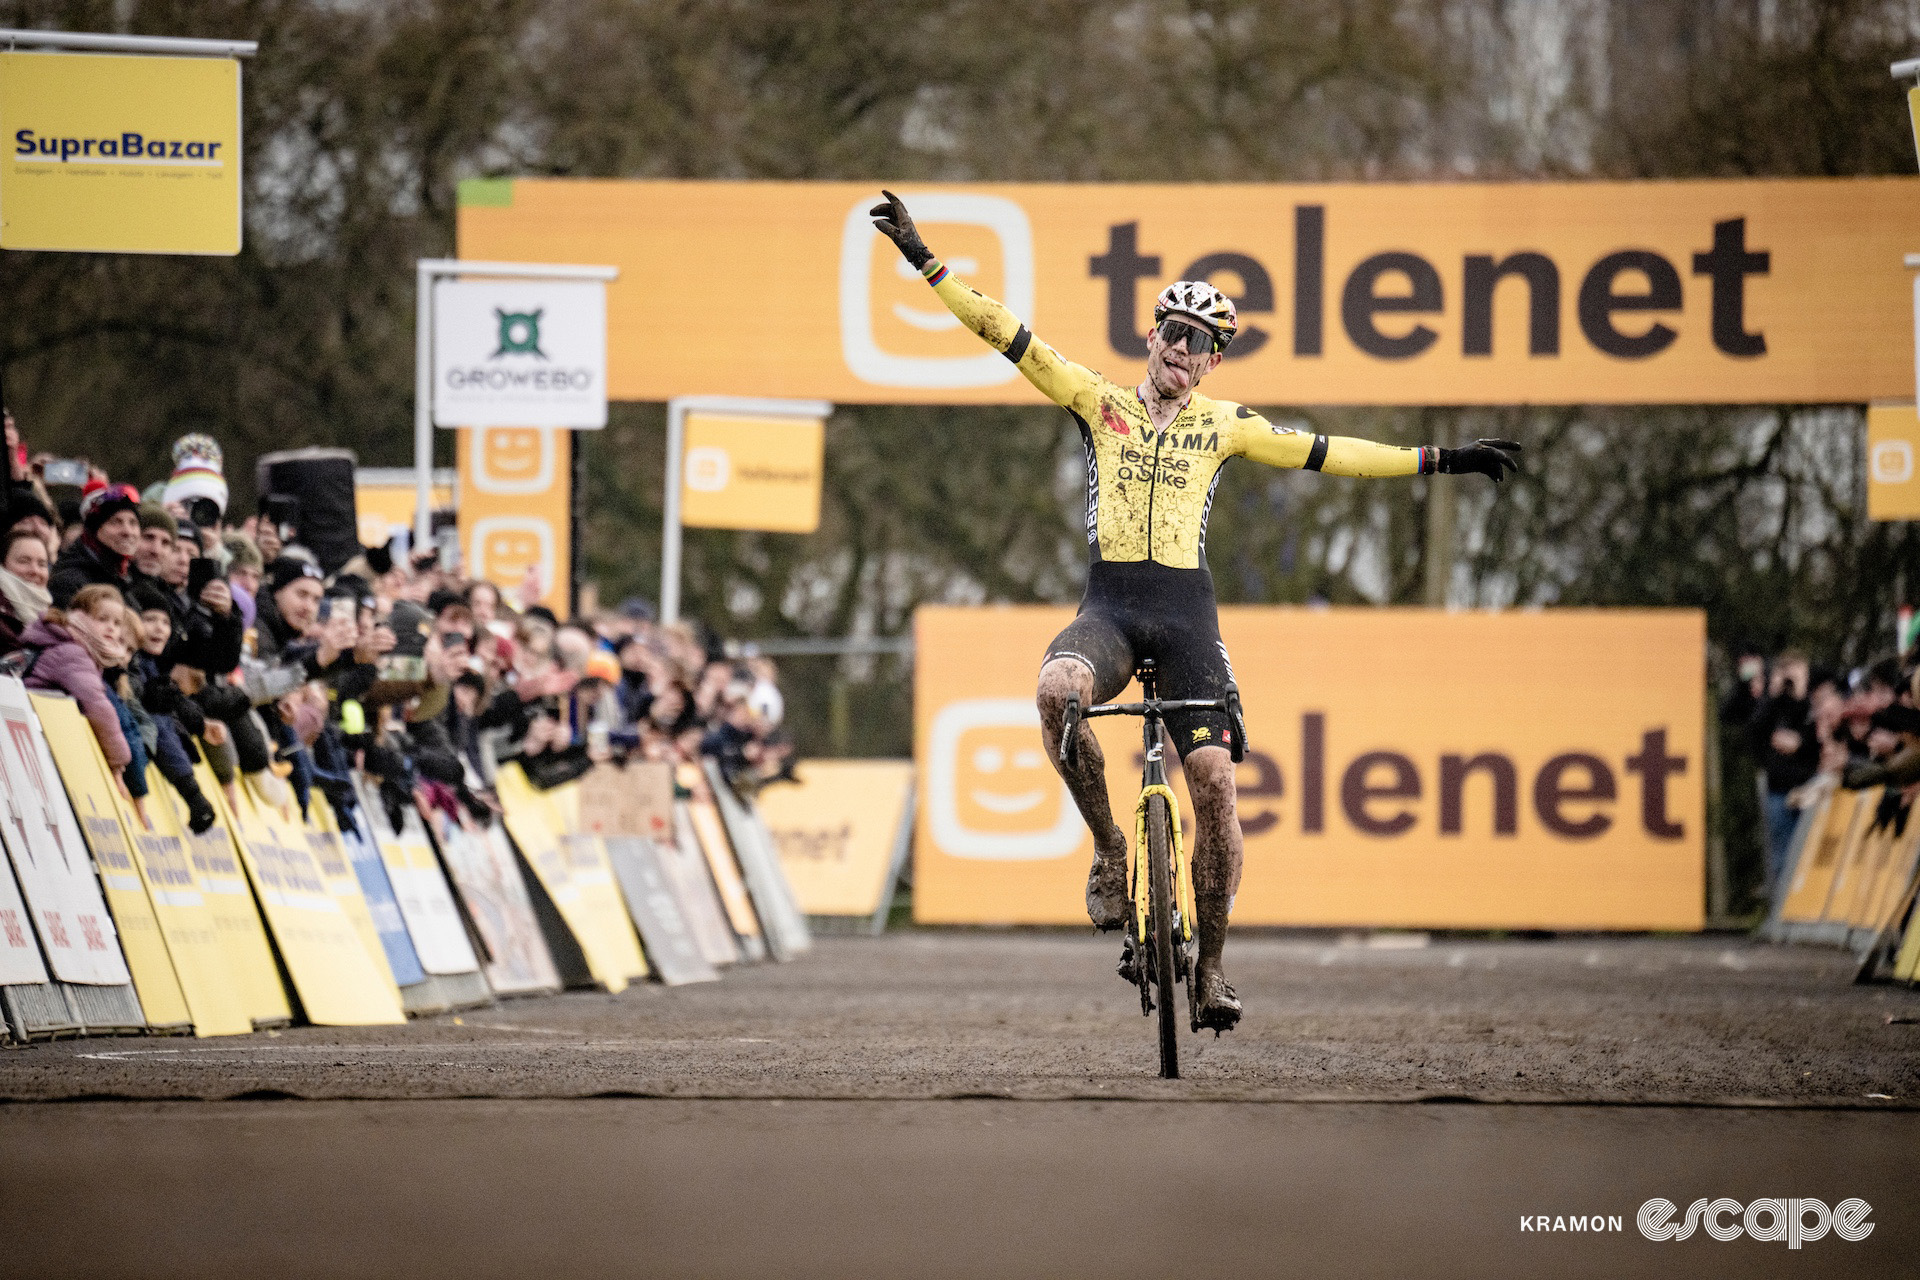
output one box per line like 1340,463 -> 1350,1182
413,261 -> 434,554
662,398 -> 687,624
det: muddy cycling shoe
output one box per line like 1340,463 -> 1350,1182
1192,959 -> 1242,1035
1086,855 -> 1129,931
1117,936 -> 1140,984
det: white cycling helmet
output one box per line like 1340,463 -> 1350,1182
1153,281 -> 1238,351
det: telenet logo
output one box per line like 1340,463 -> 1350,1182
839,192 -> 1034,389
927,699 -> 1082,859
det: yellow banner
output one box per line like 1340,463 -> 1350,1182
32,695 -> 252,1035
914,605 -> 1704,930
1867,404 -> 1920,520
222,782 -> 404,1025
456,426 -> 570,616
681,412 -> 826,532
30,696 -> 191,1031
355,479 -> 453,550
180,761 -> 292,1025
682,793 -> 762,941
300,791 -> 399,994
459,177 -> 1919,406
0,51 -> 241,254
495,763 -> 647,991
760,760 -> 913,917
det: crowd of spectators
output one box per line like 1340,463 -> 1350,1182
0,408 -> 795,842
1721,644 -> 1920,898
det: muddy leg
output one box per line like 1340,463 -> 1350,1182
1035,658 -> 1125,861
1182,745 -> 1243,966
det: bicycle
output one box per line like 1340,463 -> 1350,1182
1059,658 -> 1247,1079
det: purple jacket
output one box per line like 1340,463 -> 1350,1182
19,617 -> 130,770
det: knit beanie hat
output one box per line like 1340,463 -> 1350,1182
78,477 -> 140,535
266,556 -> 323,596
162,433 -> 228,516
137,503 -> 178,537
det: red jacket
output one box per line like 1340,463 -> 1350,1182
18,617 -> 130,770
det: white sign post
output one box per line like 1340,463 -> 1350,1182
411,258 -> 618,552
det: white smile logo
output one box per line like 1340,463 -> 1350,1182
1872,440 -> 1913,484
684,446 -> 731,492
839,192 -> 1035,390
927,699 -> 1081,860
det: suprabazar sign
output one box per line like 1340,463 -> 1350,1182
456,177 -> 1920,406
912,606 -> 1704,929
0,51 -> 242,255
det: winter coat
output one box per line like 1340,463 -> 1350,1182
18,617 -> 131,770
48,535 -> 136,609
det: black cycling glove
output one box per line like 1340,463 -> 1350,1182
1437,438 -> 1522,482
869,190 -> 934,270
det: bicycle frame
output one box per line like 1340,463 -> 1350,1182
1059,660 -> 1247,1071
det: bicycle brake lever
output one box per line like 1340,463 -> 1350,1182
1225,686 -> 1247,764
1060,693 -> 1081,769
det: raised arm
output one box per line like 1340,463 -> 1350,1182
1227,405 -> 1520,481
870,191 -> 1091,409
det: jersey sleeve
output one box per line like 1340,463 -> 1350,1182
923,258 -> 1096,410
1225,404 -> 1435,478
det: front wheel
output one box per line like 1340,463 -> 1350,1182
1146,794 -> 1180,1079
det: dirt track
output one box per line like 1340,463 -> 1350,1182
6,933 -> 1920,1278
2,932 -> 1918,1102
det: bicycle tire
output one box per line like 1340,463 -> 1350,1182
1146,794 -> 1180,1079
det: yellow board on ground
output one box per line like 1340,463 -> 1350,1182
299,791 -> 399,994
180,762 -> 291,1026
496,764 -> 645,992
1858,820 -> 1920,936
759,760 -> 914,917
1894,889 -> 1920,982
32,695 -> 250,1035
222,780 -> 403,1026
1778,792 -> 1864,924
682,793 -> 762,942
30,695 -> 190,1031
1821,790 -> 1887,925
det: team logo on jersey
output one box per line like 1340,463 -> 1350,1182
1191,727 -> 1210,743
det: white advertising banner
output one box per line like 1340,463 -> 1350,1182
432,278 -> 607,428
0,680 -> 129,984
351,790 -> 481,977
0,846 -> 49,985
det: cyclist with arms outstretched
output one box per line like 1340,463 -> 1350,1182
871,192 -> 1518,1032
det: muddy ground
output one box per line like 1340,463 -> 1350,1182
1,932 -> 1917,1103
4,933 -> 1920,1278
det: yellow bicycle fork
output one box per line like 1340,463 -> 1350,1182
1131,783 -> 1195,945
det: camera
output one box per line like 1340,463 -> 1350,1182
186,496 -> 222,529
40,458 -> 88,488
238,657 -> 307,707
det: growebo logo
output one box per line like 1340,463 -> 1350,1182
1637,1198 -> 1873,1247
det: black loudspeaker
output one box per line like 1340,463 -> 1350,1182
255,447 -> 360,575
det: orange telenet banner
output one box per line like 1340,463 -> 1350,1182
458,177 -> 1918,407
913,606 -> 1705,930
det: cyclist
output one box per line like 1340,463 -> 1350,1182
871,192 -> 1518,1031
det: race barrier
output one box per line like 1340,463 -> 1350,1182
0,686 -> 812,1044
1768,784 -> 1920,983
914,606 -> 1707,930
761,759 -> 915,933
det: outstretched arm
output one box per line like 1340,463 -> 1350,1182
870,191 -> 1089,409
1229,406 -> 1520,481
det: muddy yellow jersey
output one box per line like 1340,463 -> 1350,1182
923,258 -> 1432,569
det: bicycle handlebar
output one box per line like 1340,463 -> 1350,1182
1061,686 -> 1249,764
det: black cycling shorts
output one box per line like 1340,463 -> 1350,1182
1042,560 -> 1236,760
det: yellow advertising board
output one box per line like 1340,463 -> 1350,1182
32,695 -> 251,1035
222,782 -> 404,1025
455,426 -> 570,616
1867,404 -> 1920,521
181,761 -> 292,1025
30,696 -> 191,1030
0,51 -> 241,254
759,760 -> 914,917
681,411 -> 826,532
458,177 -> 1920,407
495,763 -> 646,991
914,605 -> 1705,930
355,476 -> 453,549
299,792 -> 400,993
